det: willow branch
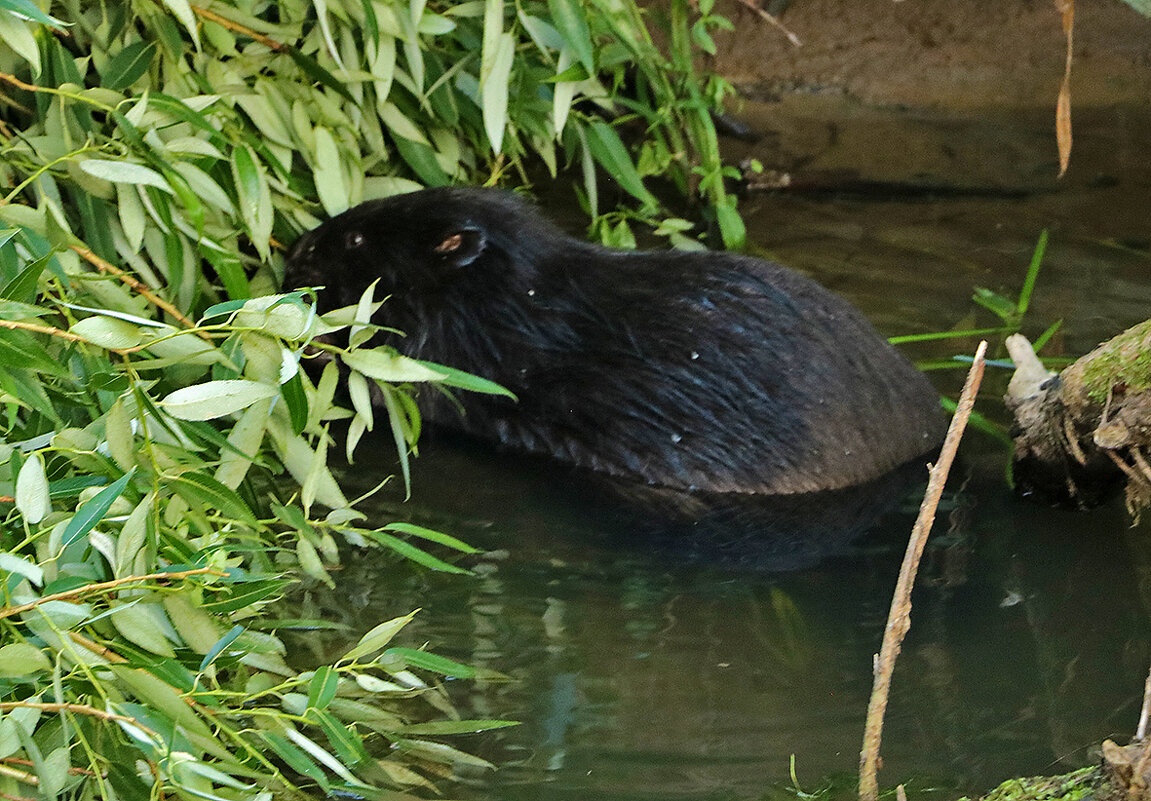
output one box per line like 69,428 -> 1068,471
0,318 -> 89,345
0,702 -> 161,741
69,246 -> 195,328
0,764 -> 37,789
191,6 -> 287,51
0,567 -> 223,620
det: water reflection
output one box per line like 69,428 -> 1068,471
287,98 -> 1151,799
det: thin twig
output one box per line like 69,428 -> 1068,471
191,6 -> 287,51
1139,664 -> 1151,740
2,757 -> 97,777
0,72 -> 115,112
0,702 -> 163,743
858,341 -> 987,801
0,72 -> 45,94
0,318 -> 90,345
0,567 -> 223,620
0,701 -> 141,726
68,630 -> 129,664
730,0 -> 803,46
69,245 -> 195,328
0,764 -> 38,789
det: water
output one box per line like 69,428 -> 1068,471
290,97 -> 1151,800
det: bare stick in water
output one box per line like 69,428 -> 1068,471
858,340 -> 988,801
1137,665 -> 1151,740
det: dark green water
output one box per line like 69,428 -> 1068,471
294,99 -> 1151,800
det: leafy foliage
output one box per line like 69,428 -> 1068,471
0,0 -> 741,797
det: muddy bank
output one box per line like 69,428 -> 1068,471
707,0 -> 1151,109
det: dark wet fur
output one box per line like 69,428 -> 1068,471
285,187 -> 945,494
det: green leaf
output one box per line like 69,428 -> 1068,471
394,738 -> 495,770
0,367 -> 60,422
1017,228 -> 1048,317
0,0 -> 68,28
0,643 -> 51,677
102,40 -> 157,90
393,136 -> 451,186
199,624 -> 244,671
160,379 -> 279,421
15,451 -> 50,524
363,531 -> 470,574
286,45 -> 356,103
70,316 -> 146,350
311,708 -> 371,767
110,601 -> 176,657
201,578 -> 291,614
399,719 -> 518,735
0,328 -> 66,374
231,145 -> 273,260
282,371 -> 309,436
158,0 -> 201,50
341,348 -> 447,382
167,470 -> 259,528
0,552 -> 44,586
341,611 -> 417,662
385,647 -> 476,678
377,101 -> 429,145
109,665 -> 214,740
0,253 -> 46,302
307,666 -> 339,711
972,287 -> 1018,321
585,120 -> 659,209
260,733 -> 330,789
479,27 -> 514,154
713,200 -> 746,250
548,0 -> 595,74
0,7 -> 40,74
0,299 -> 50,320
296,536 -> 333,587
79,160 -> 172,193
383,522 -> 481,553
313,126 -> 349,217
60,469 -> 135,550
1119,0 -> 1151,15
414,359 -> 515,398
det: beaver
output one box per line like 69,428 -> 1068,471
284,187 -> 945,495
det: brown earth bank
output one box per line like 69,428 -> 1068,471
703,0 -> 1151,109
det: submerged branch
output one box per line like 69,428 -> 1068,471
859,340 -> 987,801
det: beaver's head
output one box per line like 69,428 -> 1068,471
283,187 -> 561,314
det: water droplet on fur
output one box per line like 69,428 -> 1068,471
527,289 -> 536,296
670,432 -> 683,443
690,351 -> 700,360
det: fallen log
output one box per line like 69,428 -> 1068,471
1005,320 -> 1151,515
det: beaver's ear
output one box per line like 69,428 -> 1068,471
432,227 -> 486,268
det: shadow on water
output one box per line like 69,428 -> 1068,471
286,98 -> 1151,800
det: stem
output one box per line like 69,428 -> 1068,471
70,245 -> 195,328
0,318 -> 89,345
0,73 -> 116,112
0,764 -> 38,789
190,6 -> 286,51
0,147 -> 100,207
1138,664 -> 1151,739
858,341 -> 987,801
0,567 -> 223,620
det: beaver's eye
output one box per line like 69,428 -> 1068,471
345,231 -> 365,250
